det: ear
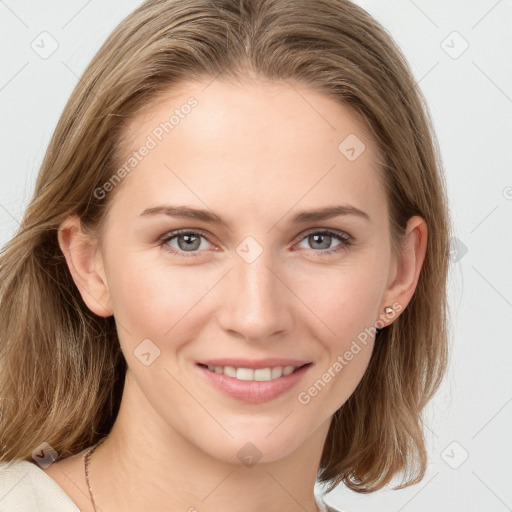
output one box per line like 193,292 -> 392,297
378,215 -> 428,326
57,215 -> 113,317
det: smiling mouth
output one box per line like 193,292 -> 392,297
197,362 -> 311,382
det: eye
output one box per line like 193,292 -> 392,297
295,228 -> 352,255
160,229 -> 215,257
160,227 -> 353,258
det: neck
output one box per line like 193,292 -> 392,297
89,370 -> 330,512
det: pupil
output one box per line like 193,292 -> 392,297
179,234 -> 199,251
312,234 -> 331,249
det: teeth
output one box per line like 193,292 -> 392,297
236,367 -> 254,380
254,368 -> 271,381
271,367 -> 282,379
282,366 -> 295,376
224,366 -> 237,378
205,364 -> 299,381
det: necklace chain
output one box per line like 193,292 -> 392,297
84,436 -> 324,512
84,437 -> 107,512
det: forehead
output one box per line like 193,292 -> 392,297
111,78 -> 386,224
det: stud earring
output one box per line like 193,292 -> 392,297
376,306 -> 394,335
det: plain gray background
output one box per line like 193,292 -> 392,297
1,1 -> 511,511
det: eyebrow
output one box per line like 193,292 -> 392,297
139,204 -> 370,226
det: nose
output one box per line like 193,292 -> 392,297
216,249 -> 294,342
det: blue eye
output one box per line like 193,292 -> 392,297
295,229 -> 352,255
160,228 -> 353,258
160,229 -> 213,257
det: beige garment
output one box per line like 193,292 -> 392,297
0,459 -> 345,511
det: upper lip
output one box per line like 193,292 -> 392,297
197,358 -> 312,369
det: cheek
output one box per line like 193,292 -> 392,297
293,269 -> 378,413
290,261 -> 383,407
291,260 -> 384,342
106,252 -> 212,339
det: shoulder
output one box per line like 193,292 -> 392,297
315,493 -> 347,512
0,459 -> 80,512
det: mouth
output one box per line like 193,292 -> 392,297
195,361 -> 313,404
196,362 -> 311,382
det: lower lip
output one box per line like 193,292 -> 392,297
196,363 -> 312,404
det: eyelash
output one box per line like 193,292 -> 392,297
159,228 -> 353,258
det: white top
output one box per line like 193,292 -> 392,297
0,459 -> 79,511
0,459 -> 344,511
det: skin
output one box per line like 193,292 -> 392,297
45,78 -> 427,512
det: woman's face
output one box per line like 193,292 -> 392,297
89,78 -> 400,464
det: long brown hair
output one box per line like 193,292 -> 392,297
0,0 -> 451,493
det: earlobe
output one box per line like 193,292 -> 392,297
378,215 -> 428,326
58,215 -> 113,317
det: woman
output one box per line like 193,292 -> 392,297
0,0 -> 450,510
